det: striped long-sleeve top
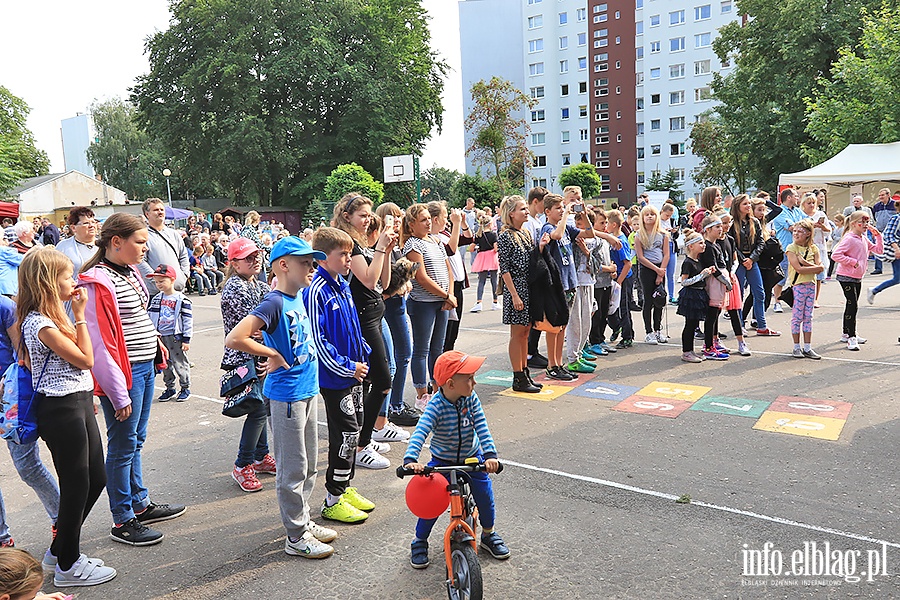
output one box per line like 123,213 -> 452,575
404,389 -> 498,465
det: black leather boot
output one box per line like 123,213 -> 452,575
512,371 -> 540,393
523,366 -> 543,389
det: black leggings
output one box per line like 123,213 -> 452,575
705,306 -> 720,349
356,299 -> 391,448
725,309 -> 743,338
840,279 -> 861,337
682,318 -> 701,352
443,279 -> 465,352
589,286 -> 611,345
639,263 -> 663,333
321,385 -> 363,497
37,390 -> 105,572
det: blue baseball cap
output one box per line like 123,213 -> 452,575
269,236 -> 326,264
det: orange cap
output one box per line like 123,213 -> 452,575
433,350 -> 486,388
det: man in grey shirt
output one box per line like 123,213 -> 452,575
137,197 -> 190,294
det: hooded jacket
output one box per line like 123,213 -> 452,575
527,245 -> 569,327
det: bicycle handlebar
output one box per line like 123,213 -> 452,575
395,461 -> 504,478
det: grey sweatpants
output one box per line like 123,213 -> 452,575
268,397 -> 318,538
160,334 -> 191,390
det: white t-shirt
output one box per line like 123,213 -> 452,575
22,312 -> 92,397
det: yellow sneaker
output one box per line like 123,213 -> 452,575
342,487 -> 375,512
321,497 -> 368,523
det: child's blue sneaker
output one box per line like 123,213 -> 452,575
480,532 -> 510,560
410,539 -> 429,569
159,389 -> 176,402
176,389 -> 191,402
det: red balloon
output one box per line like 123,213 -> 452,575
405,474 -> 450,519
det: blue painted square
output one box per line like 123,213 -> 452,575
568,381 -> 639,401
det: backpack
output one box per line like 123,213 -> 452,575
0,356 -> 48,445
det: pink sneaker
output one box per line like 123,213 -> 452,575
232,464 -> 262,492
253,454 -> 277,475
414,394 -> 430,412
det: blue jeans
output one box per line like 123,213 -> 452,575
737,262 -> 767,330
383,296 -> 411,410
873,259 -> 900,295
380,318 -> 395,417
236,394 -> 269,468
0,441 -> 61,543
406,299 -> 449,389
100,360 -> 154,523
665,240 -> 677,298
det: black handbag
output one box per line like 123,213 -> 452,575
220,360 -> 264,418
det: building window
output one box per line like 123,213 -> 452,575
650,41 -> 660,53
650,67 -> 660,79
636,22 -> 643,35
598,159 -> 610,168
670,37 -> 685,52
650,119 -> 660,131
527,0 -> 542,4
695,59 -> 711,75
595,29 -> 607,39
579,81 -> 588,93
595,39 -> 609,48
721,0 -> 732,13
561,108 -> 570,120
579,129 -> 588,141
695,33 -> 711,48
595,13 -> 607,22
650,93 -> 660,105
531,109 -> 546,122
530,86 -> 545,99
637,172 -> 645,184
615,36 -> 621,44
529,39 -> 544,53
529,62 -> 545,75
597,88 -> 609,96
674,168 -> 686,181
558,36 -> 568,50
615,60 -> 621,68
670,116 -> 685,130
721,56 -> 732,68
637,147 -> 645,159
531,133 -> 546,145
637,98 -> 644,110
670,63 -> 685,79
562,153 -> 571,165
527,14 -> 543,28
637,72 -> 645,85
695,87 -> 712,102
650,14 -> 660,26
615,10 -> 621,18
561,130 -> 570,143
670,10 -> 685,25
695,4 -> 711,20
581,152 -> 590,163
637,122 -> 645,135
636,0 -> 643,8
597,112 -> 609,120
578,57 -> 587,70
594,4 -> 608,13
531,178 -> 548,187
560,60 -> 569,73
637,47 -> 644,59
578,32 -> 587,46
616,86 -> 621,94
669,90 -> 685,105
559,11 -> 568,25
561,84 -> 569,96
670,143 -> 685,156
651,145 -> 660,155
534,155 -> 547,167
576,8 -> 586,21
579,105 -> 588,117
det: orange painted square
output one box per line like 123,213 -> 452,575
610,395 -> 693,418
769,396 -> 852,420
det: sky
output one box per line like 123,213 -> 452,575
0,0 -> 465,176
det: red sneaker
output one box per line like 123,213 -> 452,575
252,454 -> 277,475
232,464 -> 262,492
756,328 -> 782,336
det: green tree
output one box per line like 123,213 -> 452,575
805,6 -> 900,164
450,173 -> 501,208
464,77 -> 535,193
645,168 -> 684,207
556,162 -> 601,199
689,111 -> 751,195
421,166 -> 462,204
0,85 -> 50,192
711,0 -> 878,192
132,0 -> 447,207
323,163 -> 384,212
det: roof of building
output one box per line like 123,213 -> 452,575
5,173 -> 67,196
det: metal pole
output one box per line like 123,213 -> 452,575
414,156 -> 421,203
166,177 -> 172,206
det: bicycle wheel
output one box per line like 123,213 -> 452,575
446,542 -> 483,600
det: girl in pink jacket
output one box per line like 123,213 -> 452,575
830,211 -> 883,350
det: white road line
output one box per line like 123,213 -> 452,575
192,326 -> 224,335
748,349 -> 900,367
459,327 -> 508,334
503,459 -> 899,550
172,390 -> 899,549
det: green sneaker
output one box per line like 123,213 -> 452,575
577,358 -> 597,371
321,497 -> 368,523
566,361 -> 594,374
343,487 -> 375,512
580,349 -> 598,361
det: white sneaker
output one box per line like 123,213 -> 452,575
839,334 -> 867,344
867,287 -> 875,305
655,330 -> 668,344
414,394 -> 431,412
470,302 -> 482,313
847,337 -> 860,351
368,440 -> 391,454
372,422 -> 410,442
492,301 -> 501,310
285,532 -> 334,558
307,521 -> 338,543
54,555 -> 117,587
644,333 -> 658,345
773,302 -> 783,313
355,444 -> 390,469
738,341 -> 751,356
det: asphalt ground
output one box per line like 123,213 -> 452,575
1,266 -> 898,599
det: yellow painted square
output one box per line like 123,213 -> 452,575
753,410 -> 846,441
635,381 -> 712,403
498,384 -> 571,402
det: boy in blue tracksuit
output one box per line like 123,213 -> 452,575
146,264 -> 194,401
303,227 -> 375,525
404,350 -> 510,569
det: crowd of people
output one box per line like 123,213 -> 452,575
0,183 -> 895,593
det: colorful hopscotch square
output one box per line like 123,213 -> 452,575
690,396 -> 771,418
475,370 -> 514,387
635,381 -> 712,403
569,381 -> 640,402
753,411 -> 846,441
499,384 -> 571,402
610,395 -> 693,418
768,396 -> 853,420
533,370 -> 597,387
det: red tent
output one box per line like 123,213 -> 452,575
0,203 -> 19,219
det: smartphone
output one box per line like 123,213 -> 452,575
817,216 -> 825,223
384,215 -> 394,228
573,204 -> 584,213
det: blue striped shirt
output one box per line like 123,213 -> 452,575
404,389 -> 498,465
882,214 -> 900,248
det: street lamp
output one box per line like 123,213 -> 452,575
162,168 -> 172,206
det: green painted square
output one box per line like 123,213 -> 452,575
690,396 -> 771,418
475,370 -> 514,387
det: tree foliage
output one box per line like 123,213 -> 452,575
464,77 -> 535,193
557,163 -> 601,199
132,0 -> 447,208
805,5 -> 900,164
0,85 -> 49,192
323,163 -> 384,208
421,166 -> 462,204
450,173 -> 501,208
689,111 -> 750,195
644,169 -> 684,204
710,0 -> 878,192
